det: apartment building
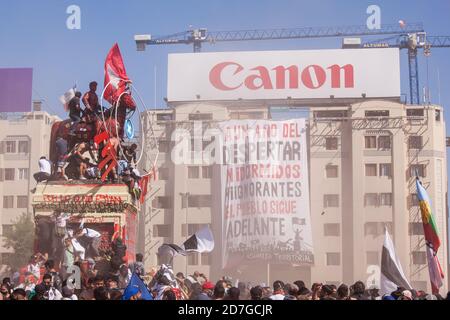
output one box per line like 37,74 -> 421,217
0,106 -> 60,270
139,100 -> 448,293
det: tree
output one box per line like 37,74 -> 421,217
3,212 -> 35,270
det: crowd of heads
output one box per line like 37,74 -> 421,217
2,262 -> 450,301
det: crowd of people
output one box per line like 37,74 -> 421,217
2,258 -> 450,301
32,81 -> 142,199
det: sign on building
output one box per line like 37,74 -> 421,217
219,119 -> 314,268
168,48 -> 400,102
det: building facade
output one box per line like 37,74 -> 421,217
139,100 -> 448,293
0,108 -> 60,271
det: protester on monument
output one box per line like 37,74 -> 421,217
121,143 -> 138,166
74,225 -> 102,259
33,156 -> 52,184
61,237 -> 75,279
269,280 -> 285,300
55,137 -> 69,179
68,91 -> 83,136
65,142 -> 89,180
111,237 -> 127,263
82,81 -> 101,117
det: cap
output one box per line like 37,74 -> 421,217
402,290 -> 412,300
202,282 -> 215,290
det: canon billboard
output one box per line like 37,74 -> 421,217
167,48 -> 400,102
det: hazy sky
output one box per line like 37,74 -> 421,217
0,0 -> 449,119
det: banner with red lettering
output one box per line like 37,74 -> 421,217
168,48 -> 400,102
219,119 -> 314,269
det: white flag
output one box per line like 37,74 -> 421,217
59,84 -> 77,111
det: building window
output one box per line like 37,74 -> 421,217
188,166 -> 200,179
379,164 -> 392,177
0,253 -> 12,266
364,193 -> 379,207
3,196 -> 14,209
188,195 -> 212,208
4,168 -> 15,181
158,140 -> 170,153
410,194 -> 419,207
152,196 -> 172,209
2,224 -> 13,236
325,138 -> 338,150
380,193 -> 392,206
202,166 -> 212,179
325,165 -> 338,178
378,136 -> 391,150
365,136 -> 377,149
365,110 -> 389,117
409,222 -> 424,236
410,164 -> 426,178
18,168 -> 29,180
17,196 -> 28,209
326,253 -> 341,266
366,252 -> 379,265
407,109 -> 424,117
153,224 -> 171,238
189,113 -> 213,121
201,253 -> 211,265
412,251 -> 426,265
435,110 -> 441,122
156,113 -> 173,121
408,136 -> 423,150
365,164 -> 377,177
323,194 -> 339,208
187,253 -> 199,265
364,222 -> 392,237
324,223 -> 340,236
18,141 -> 29,153
5,141 -> 16,153
314,110 -> 348,118
158,168 -> 169,180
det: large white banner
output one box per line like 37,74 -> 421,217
168,48 -> 400,102
220,119 -> 313,269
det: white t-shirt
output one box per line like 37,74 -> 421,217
39,158 -> 52,175
56,213 -> 71,228
81,228 -> 101,238
27,263 -> 41,279
269,293 -> 285,300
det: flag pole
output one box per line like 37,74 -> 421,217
267,263 -> 270,287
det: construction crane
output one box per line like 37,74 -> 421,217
134,22 -> 448,105
364,34 -> 450,105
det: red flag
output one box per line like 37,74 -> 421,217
104,43 -> 131,105
139,168 -> 157,204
